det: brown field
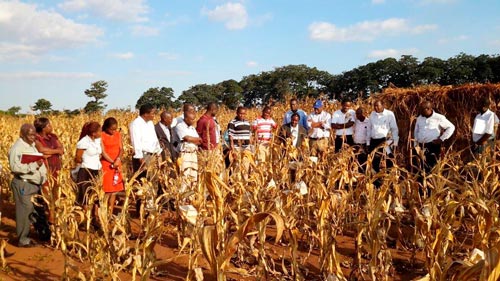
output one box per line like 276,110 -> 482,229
0,84 -> 500,280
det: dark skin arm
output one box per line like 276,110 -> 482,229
101,135 -> 123,168
75,149 -> 84,165
35,139 -> 64,155
183,136 -> 202,145
331,121 -> 354,130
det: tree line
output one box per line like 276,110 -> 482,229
3,52 -> 499,116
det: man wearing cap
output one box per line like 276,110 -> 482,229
9,124 -> 47,248
307,100 -> 331,158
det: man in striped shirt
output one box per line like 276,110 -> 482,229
252,106 -> 277,162
228,106 -> 252,150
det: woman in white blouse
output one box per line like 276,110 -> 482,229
75,121 -> 102,229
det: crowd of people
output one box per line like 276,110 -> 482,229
6,97 -> 499,249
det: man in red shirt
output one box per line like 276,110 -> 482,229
197,102 -> 219,150
196,102 -> 222,171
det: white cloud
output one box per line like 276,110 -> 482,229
309,18 -> 437,42
0,1 -> 102,61
246,61 -> 258,67
367,48 -> 419,59
372,0 -> 386,4
158,52 -> 180,60
438,35 -> 468,44
111,52 -> 134,60
59,0 -> 149,22
203,2 -> 248,30
0,71 -> 95,80
490,39 -> 500,47
131,25 -> 160,37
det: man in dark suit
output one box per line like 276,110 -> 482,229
278,113 -> 307,183
155,111 -> 178,162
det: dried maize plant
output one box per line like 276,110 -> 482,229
355,177 -> 394,280
410,151 -> 467,281
317,192 -> 348,281
194,169 -> 284,280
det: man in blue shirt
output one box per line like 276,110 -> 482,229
283,98 -> 309,132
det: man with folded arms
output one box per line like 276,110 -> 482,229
9,124 -> 47,248
414,101 -> 455,173
307,100 -> 331,158
176,111 -> 202,191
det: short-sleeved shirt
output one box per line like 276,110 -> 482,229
472,109 -> 496,142
331,109 -> 355,136
77,135 -> 102,170
252,117 -> 277,144
228,118 -> 251,147
307,111 -> 331,139
36,133 -> 62,172
175,121 -> 200,152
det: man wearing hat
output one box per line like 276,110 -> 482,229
307,100 -> 331,158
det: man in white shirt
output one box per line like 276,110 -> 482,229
307,99 -> 331,158
472,98 -> 496,156
353,107 -> 369,172
175,111 -> 202,191
130,104 -> 162,176
413,101 -> 455,172
331,99 -> 355,152
129,104 -> 162,216
366,100 -> 399,173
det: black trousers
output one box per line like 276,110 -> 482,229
369,138 -> 394,173
414,142 -> 441,173
334,135 -> 354,153
353,143 -> 368,172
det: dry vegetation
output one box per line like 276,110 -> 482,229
0,83 -> 500,280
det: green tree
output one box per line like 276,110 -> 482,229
136,87 -> 177,110
7,106 -> 21,115
84,80 -> 108,113
218,79 -> 243,109
177,84 -> 223,107
32,98 -> 52,113
417,57 -> 446,84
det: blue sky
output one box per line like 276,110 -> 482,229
0,0 -> 499,112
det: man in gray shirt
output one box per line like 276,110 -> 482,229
9,124 -> 47,247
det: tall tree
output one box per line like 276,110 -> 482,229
84,80 -> 108,113
136,87 -> 177,110
32,98 -> 52,113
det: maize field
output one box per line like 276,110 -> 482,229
0,83 -> 500,280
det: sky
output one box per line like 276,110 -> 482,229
0,0 -> 499,112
